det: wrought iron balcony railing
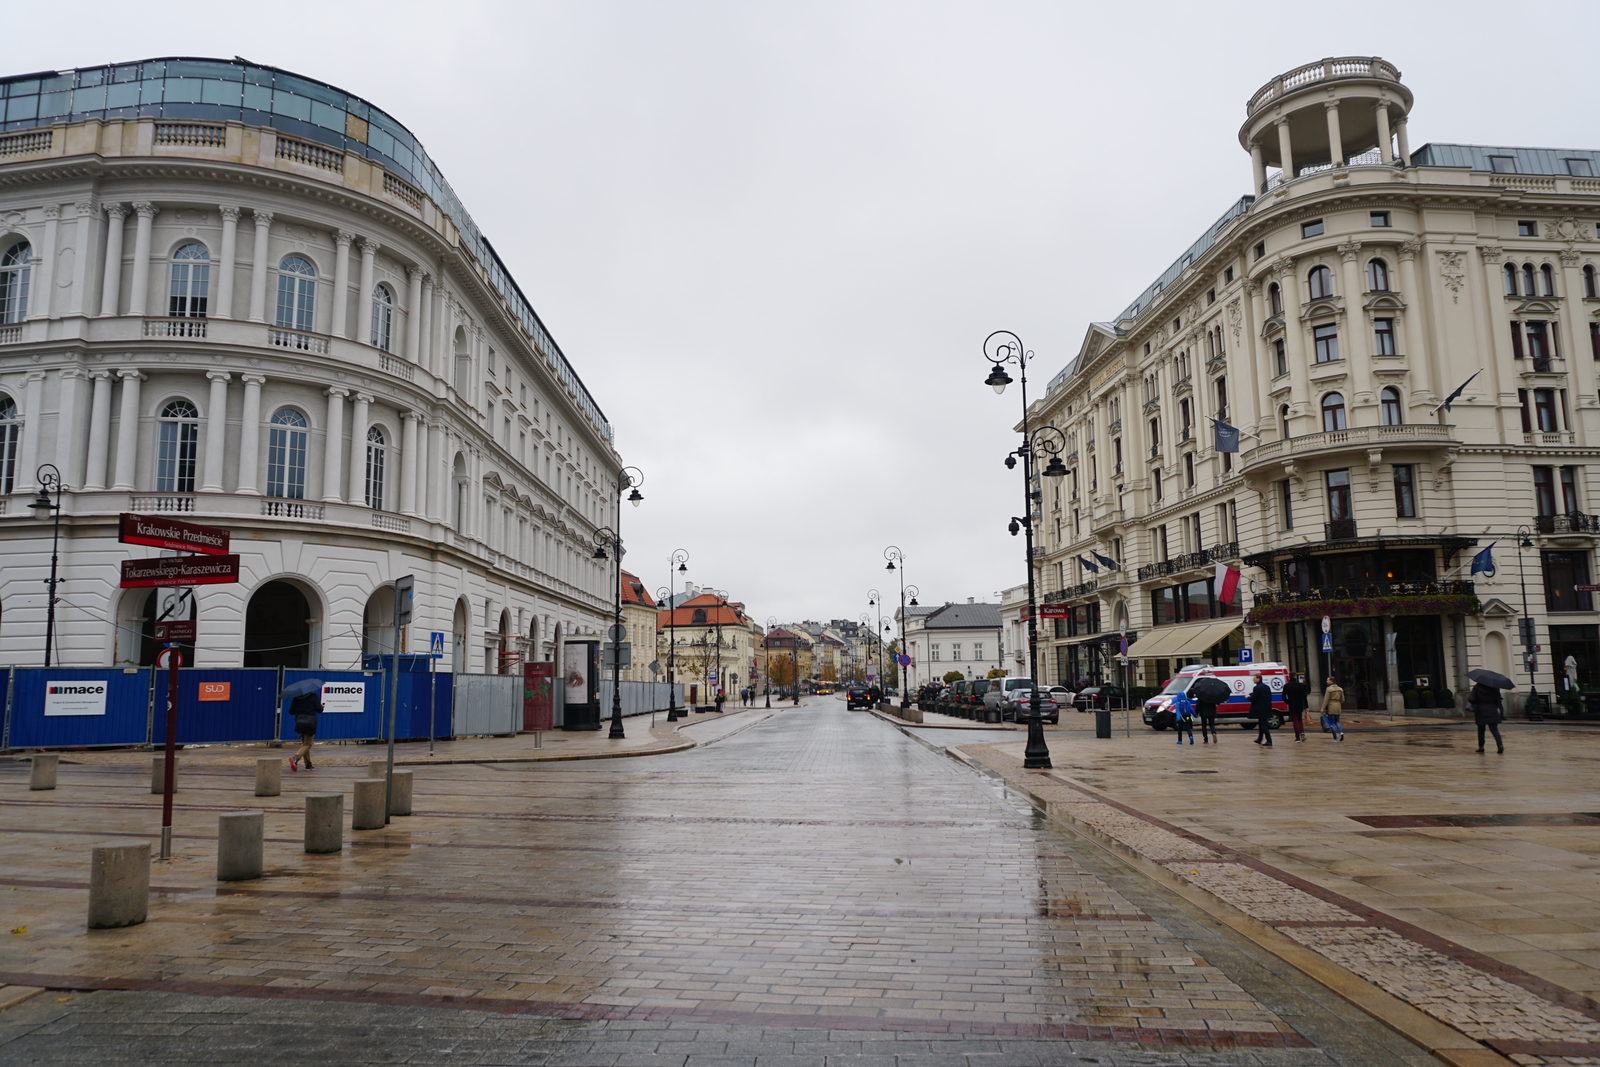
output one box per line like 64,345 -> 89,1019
1253,580 -> 1475,608
1536,513 -> 1600,534
1325,518 -> 1358,540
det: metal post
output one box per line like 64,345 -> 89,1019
30,465 -> 64,668
428,642 -> 436,758
158,645 -> 181,860
1517,526 -> 1543,720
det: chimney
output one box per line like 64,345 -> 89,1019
967,597 -> 974,604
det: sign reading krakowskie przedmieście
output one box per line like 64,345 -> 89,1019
118,513 -> 230,555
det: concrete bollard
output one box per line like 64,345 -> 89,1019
151,755 -> 175,794
29,753 -> 59,790
367,758 -> 390,781
255,758 -> 282,797
388,770 -> 413,816
216,811 -> 264,882
304,794 -> 344,853
351,778 -> 386,830
88,841 -> 150,929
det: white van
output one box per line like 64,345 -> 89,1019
1142,662 -> 1290,731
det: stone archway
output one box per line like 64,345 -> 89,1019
452,598 -> 469,673
244,579 -> 319,669
363,585 -> 397,656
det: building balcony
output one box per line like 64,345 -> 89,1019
1325,518 -> 1358,540
1246,57 -> 1402,118
1136,543 -> 1239,582
1251,580 -> 1476,618
1525,431 -> 1576,446
1240,423 -> 1454,473
1535,513 -> 1600,535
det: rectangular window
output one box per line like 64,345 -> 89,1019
1511,322 -> 1525,359
1525,322 -> 1551,368
1562,466 -> 1580,514
1393,464 -> 1416,518
1157,524 -> 1169,562
1570,159 -> 1596,177
1184,452 -> 1195,488
156,419 -> 198,493
1153,468 -> 1163,502
1373,318 -> 1396,355
1254,241 -> 1265,260
973,643 -> 983,662
1519,389 -> 1532,433
1534,389 -> 1558,432
1207,288 -> 1216,305
1370,211 -> 1391,227
1301,219 -> 1324,238
1273,338 -> 1287,377
1225,267 -> 1234,283
1543,551 -> 1594,612
1326,469 -> 1352,521
1189,512 -> 1202,551
930,644 -> 940,662
1493,156 -> 1520,174
1313,323 -> 1340,363
1516,218 -> 1536,234
1281,479 -> 1293,530
951,643 -> 961,662
1533,466 -> 1556,517
1151,586 -> 1177,626
1591,322 -> 1600,360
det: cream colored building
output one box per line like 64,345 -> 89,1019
1032,57 -> 1600,714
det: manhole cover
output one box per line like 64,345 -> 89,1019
1177,769 -> 1218,774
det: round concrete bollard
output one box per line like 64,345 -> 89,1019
351,778 -> 387,830
150,755 -> 175,794
216,810 -> 264,882
304,793 -> 344,853
367,758 -> 390,781
388,770 -> 413,816
88,841 -> 150,929
255,757 -> 282,797
29,753 -> 59,791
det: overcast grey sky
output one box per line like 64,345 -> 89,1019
14,1 -> 1597,625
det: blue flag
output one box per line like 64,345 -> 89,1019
1092,551 -> 1119,571
1470,543 -> 1495,578
1078,555 -> 1100,575
1442,370 -> 1481,413
1212,418 -> 1240,453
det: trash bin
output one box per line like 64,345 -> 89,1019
1094,708 -> 1112,738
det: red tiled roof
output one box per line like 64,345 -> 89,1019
657,593 -> 748,631
619,570 -> 653,608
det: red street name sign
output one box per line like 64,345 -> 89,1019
1578,584 -> 1600,592
153,620 -> 197,643
120,554 -> 241,588
119,513 -> 230,555
1021,603 -> 1072,621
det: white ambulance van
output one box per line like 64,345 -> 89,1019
1141,662 -> 1290,731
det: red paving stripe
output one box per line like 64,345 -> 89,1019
0,969 -> 1312,1046
1039,771 -> 1600,1023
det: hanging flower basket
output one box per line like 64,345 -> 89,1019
1246,593 -> 1480,625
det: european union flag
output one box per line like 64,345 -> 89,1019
1470,543 -> 1495,578
1078,555 -> 1100,574
1212,418 -> 1240,453
1442,370 -> 1481,413
1091,551 -> 1119,571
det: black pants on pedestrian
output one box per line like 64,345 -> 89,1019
1197,710 -> 1217,741
1477,722 -> 1504,750
1256,716 -> 1273,745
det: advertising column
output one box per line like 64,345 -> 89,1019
562,641 -> 600,730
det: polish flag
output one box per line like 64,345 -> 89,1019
1214,561 -> 1242,605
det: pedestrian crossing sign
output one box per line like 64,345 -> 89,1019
429,631 -> 445,658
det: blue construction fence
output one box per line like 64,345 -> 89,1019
0,659 -> 459,750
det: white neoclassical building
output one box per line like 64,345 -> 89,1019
0,57 -> 624,672
1031,57 -> 1600,714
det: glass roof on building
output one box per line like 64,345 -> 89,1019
0,57 -> 611,441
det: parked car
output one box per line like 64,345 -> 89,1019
1071,685 -> 1128,712
941,680 -> 969,716
845,685 -> 872,710
1002,689 -> 1059,724
966,678 -> 995,718
1046,685 -> 1075,705
982,677 -> 1033,717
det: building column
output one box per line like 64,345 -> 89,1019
428,421 -> 446,521
58,369 -> 88,486
127,202 -> 157,317
247,209 -> 273,322
1275,119 -> 1294,182
358,240 -> 378,344
330,229 -> 354,338
202,371 -> 230,492
83,370 -> 113,490
236,374 -> 265,494
1336,241 -> 1372,403
348,392 -> 371,506
1395,239 -> 1433,399
405,266 -> 423,363
1395,117 -> 1410,167
26,206 -> 59,321
111,370 -> 144,491
322,387 -> 348,503
68,201 -> 96,317
215,206 -> 240,319
419,275 -> 435,374
1323,102 -> 1344,166
18,372 -> 45,487
1249,141 -> 1265,196
401,411 -> 421,516
98,204 -> 127,317
1241,280 -> 1266,435
1375,103 -> 1394,165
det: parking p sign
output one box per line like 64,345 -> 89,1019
1237,648 -> 1253,665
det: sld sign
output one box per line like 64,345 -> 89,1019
119,514 -> 230,555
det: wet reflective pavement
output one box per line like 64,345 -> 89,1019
0,703 -> 1433,1064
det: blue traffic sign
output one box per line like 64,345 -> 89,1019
1321,632 -> 1333,652
429,631 -> 445,658
1237,648 -> 1253,664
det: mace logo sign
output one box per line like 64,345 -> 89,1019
320,682 -> 365,714
45,681 -> 109,717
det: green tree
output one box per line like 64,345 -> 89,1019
987,668 -> 1007,679
943,670 -> 964,683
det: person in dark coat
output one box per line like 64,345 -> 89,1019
1283,674 -> 1310,743
1470,682 -> 1505,753
1191,671 -> 1221,744
289,690 -> 321,771
1249,673 -> 1275,746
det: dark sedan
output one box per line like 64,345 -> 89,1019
1071,685 -> 1128,712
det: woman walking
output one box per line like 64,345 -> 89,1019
1283,674 -> 1309,743
1470,681 -> 1505,753
1250,673 -> 1274,746
1193,671 -> 1222,744
1322,678 -> 1345,741
288,689 -> 321,771
1172,688 -> 1196,745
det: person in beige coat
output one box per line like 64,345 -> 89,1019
1322,678 -> 1345,741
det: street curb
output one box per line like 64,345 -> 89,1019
0,985 -> 44,1012
865,707 -> 1018,731
937,744 -> 1516,1067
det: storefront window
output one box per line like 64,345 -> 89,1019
1544,551 -> 1594,612
1550,625 -> 1597,693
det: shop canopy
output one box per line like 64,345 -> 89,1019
1128,618 -> 1243,660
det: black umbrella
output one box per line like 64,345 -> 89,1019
1467,669 -> 1515,690
280,678 -> 325,700
1189,677 -> 1231,702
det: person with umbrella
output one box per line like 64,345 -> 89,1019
1467,669 -> 1512,754
1171,685 -> 1196,745
1283,673 -> 1310,743
1190,671 -> 1229,744
282,678 -> 324,771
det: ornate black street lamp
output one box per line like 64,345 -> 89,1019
28,464 -> 65,667
883,548 -> 920,708
985,330 -> 1068,769
1516,525 -> 1544,721
590,466 -> 644,740
765,615 -> 778,707
658,549 -> 689,720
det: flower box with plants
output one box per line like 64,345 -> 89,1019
1246,593 -> 1479,626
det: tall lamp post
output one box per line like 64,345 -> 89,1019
867,590 -> 885,687
858,612 -> 875,688
883,548 -> 920,709
1515,525 -> 1544,721
765,615 -> 778,707
658,549 -> 689,720
984,330 -> 1069,769
28,464 -> 65,668
592,466 -> 643,740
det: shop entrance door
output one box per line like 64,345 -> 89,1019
1327,618 -> 1384,710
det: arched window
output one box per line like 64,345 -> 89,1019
1380,387 -> 1403,426
1268,282 -> 1282,316
1522,263 -> 1537,298
1280,403 -> 1292,440
0,241 -> 30,324
168,243 -> 210,318
156,399 -> 200,493
370,283 -> 394,352
1585,265 -> 1598,299
452,453 -> 467,529
1540,264 -> 1556,297
274,256 -> 317,332
692,608 -> 708,625
1321,392 -> 1347,432
1366,258 -> 1390,292
364,426 -> 386,510
1504,263 -> 1518,296
1308,265 -> 1333,300
266,408 -> 308,499
0,395 -> 17,494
